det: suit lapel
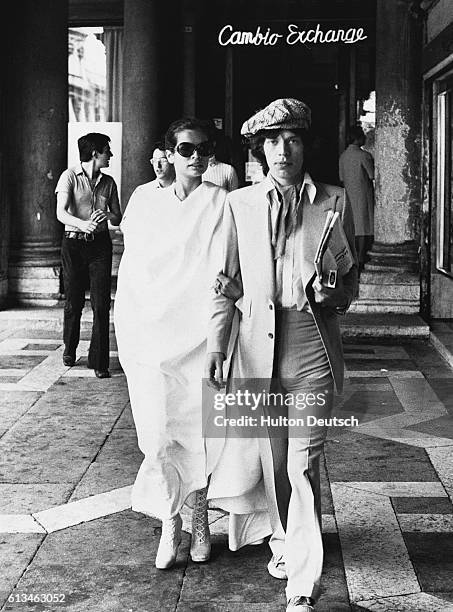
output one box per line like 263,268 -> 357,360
299,185 -> 340,289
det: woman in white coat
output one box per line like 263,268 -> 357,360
115,118 -> 246,569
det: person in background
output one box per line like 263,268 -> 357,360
339,125 -> 374,276
203,120 -> 239,192
148,141 -> 175,189
55,132 -> 122,379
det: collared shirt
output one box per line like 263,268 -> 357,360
265,172 -> 317,310
203,159 -> 239,192
55,164 -> 119,232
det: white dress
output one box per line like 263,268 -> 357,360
114,181 -> 271,546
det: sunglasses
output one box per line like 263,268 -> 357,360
175,141 -> 214,158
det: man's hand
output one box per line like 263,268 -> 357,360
205,352 -> 226,390
78,219 -> 98,233
312,275 -> 348,309
213,273 -> 243,301
91,210 -> 108,224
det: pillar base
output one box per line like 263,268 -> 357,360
350,241 -> 420,314
8,243 -> 62,306
350,270 -> 420,313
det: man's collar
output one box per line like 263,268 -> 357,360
77,163 -> 104,184
263,171 -> 316,204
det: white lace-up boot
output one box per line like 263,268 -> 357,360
190,488 -> 211,562
155,514 -> 182,569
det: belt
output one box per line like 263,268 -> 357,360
64,231 -> 106,241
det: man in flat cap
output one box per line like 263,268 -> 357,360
206,99 -> 358,611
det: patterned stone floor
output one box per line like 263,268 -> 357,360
0,325 -> 452,611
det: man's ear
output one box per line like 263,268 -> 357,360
91,149 -> 98,160
166,149 -> 175,165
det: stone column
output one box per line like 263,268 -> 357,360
6,0 -> 68,306
121,0 -> 170,209
0,36 -> 8,307
356,0 -> 423,313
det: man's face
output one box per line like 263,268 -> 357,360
263,130 -> 304,186
94,144 -> 112,169
150,148 -> 173,181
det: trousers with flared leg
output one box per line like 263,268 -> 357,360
266,309 -> 334,600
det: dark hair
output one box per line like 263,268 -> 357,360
248,128 -> 311,175
152,140 -> 166,153
78,133 -> 111,162
164,118 -> 212,151
347,125 -> 365,145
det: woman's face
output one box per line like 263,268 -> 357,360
166,129 -> 212,180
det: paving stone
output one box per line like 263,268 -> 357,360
0,418 -> 111,484
176,604 -> 282,611
427,379 -> 453,417
402,533 -> 453,592
344,359 -> 417,371
0,484 -> 74,514
407,415 -> 453,439
7,511 -> 188,612
178,534 -> 285,605
320,455 -> 334,514
315,534 -> 351,611
0,355 -> 45,369
115,404 -> 134,429
392,496 -> 453,514
22,343 -> 62,351
325,431 -> 439,482
331,484 -> 419,602
347,377 -> 393,386
8,330 -> 63,340
0,533 -> 44,609
69,429 -> 142,501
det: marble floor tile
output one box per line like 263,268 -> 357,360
345,370 -> 423,379
33,485 -> 132,533
389,378 -> 446,415
8,511 -> 188,612
392,496 -> 453,514
402,533 -> 453,592
331,483 -> 420,602
0,533 -> 45,609
355,592 -> 453,611
325,433 -> 440,482
0,483 -> 74,513
398,513 -> 453,532
338,481 -> 447,497
0,513 -> 45,533
426,446 -> 453,501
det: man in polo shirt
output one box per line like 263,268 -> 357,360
56,133 -> 122,378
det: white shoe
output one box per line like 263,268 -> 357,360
155,514 -> 182,569
286,596 -> 314,611
190,488 -> 211,562
267,554 -> 287,579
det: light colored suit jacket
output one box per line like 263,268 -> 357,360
207,177 -> 358,393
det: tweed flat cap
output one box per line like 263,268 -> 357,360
241,98 -> 311,137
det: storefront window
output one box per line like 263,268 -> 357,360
436,76 -> 453,277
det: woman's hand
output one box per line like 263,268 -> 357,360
213,273 -> 243,301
